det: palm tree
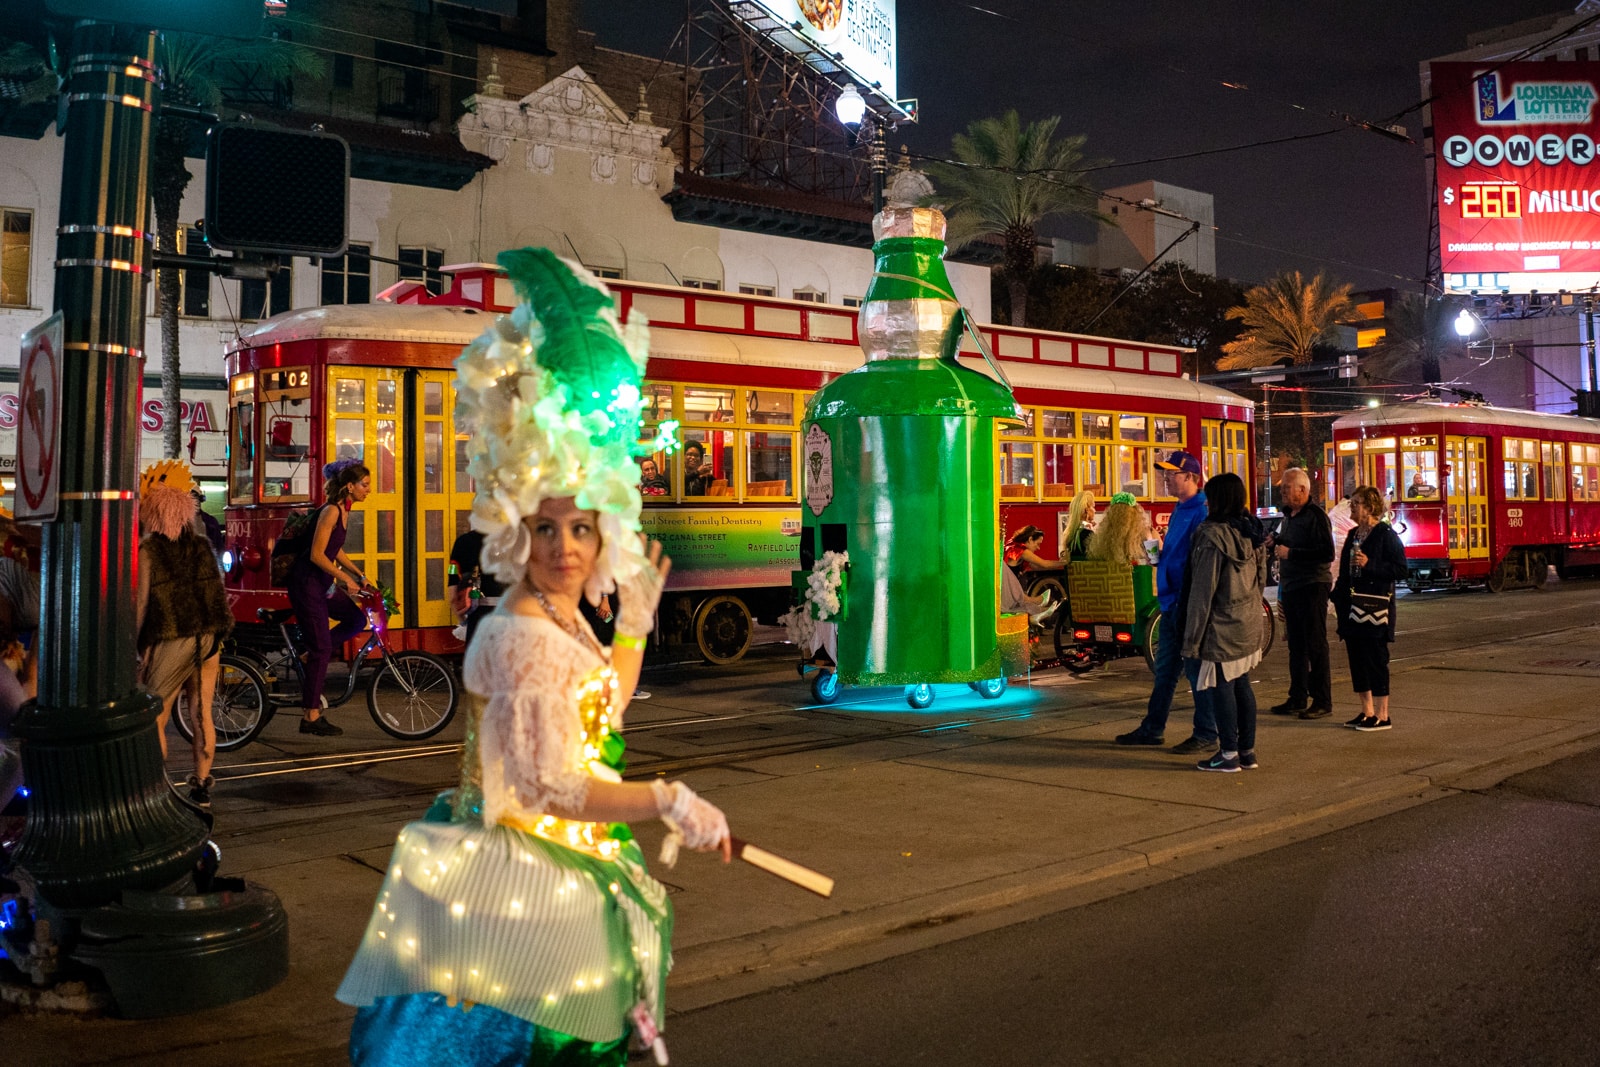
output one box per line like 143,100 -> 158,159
153,33 -> 321,456
925,111 -> 1104,328
1218,271 -> 1354,371
1361,292 -> 1452,387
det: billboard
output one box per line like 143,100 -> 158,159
732,0 -> 897,103
1433,61 -> 1600,293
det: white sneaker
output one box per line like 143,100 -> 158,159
633,688 -> 651,700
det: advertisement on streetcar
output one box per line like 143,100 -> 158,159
640,507 -> 803,589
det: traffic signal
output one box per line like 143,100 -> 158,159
204,123 -> 349,257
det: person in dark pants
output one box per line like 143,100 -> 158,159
1115,449 -> 1217,754
1332,485 -> 1409,731
1269,467 -> 1336,720
286,460 -> 375,736
448,529 -> 505,647
1181,473 -> 1268,772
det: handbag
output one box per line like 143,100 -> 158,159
1347,589 -> 1390,627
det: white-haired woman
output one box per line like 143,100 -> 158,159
339,248 -> 732,1066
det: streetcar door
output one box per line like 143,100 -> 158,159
1445,435 -> 1489,560
328,371 -> 406,612
410,371 -> 467,633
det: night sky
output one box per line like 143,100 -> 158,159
584,0 -> 1576,290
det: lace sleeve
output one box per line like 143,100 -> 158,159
468,614 -> 601,825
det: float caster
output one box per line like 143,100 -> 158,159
906,683 -> 934,709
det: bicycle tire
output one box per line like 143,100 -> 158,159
174,653 -> 273,753
367,650 -> 459,740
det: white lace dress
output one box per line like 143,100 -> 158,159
336,611 -> 672,1046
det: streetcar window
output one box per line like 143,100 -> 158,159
1041,410 -> 1075,438
1504,438 -> 1539,501
1573,444 -> 1600,502
745,431 -> 794,497
681,429 -> 733,496
1154,417 -> 1184,444
375,420 -> 397,494
423,423 -> 443,494
643,382 -> 673,422
1401,449 -> 1439,499
1542,442 -> 1567,502
376,510 -> 396,553
334,379 -> 365,413
1118,414 -> 1149,442
229,383 -> 255,506
1200,421 -> 1223,486
425,509 -> 445,553
334,419 -> 364,463
258,367 -> 311,502
1364,440 -> 1398,504
684,387 -> 734,422
1117,445 -> 1150,497
345,510 -> 365,553
1002,408 -> 1035,436
1080,443 -> 1110,496
423,381 -> 444,418
746,390 -> 795,425
638,455 -> 670,499
1081,412 -> 1114,440
455,433 -> 474,494
1040,443 -> 1074,499
1000,442 -> 1035,498
376,380 -> 397,415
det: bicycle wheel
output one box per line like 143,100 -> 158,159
367,650 -> 459,740
175,653 -> 273,753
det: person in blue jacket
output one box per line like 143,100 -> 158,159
1115,449 -> 1218,753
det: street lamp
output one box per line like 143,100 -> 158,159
833,84 -> 885,215
1454,308 -> 1477,338
834,84 -> 866,132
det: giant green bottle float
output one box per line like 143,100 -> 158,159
798,185 -> 1028,701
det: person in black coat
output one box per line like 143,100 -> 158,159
1331,486 -> 1409,731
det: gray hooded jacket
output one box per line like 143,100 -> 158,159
1180,521 -> 1268,663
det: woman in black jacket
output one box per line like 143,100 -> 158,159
1331,486 -> 1408,731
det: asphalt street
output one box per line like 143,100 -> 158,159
668,742 -> 1600,1067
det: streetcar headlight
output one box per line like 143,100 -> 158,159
221,549 -> 236,572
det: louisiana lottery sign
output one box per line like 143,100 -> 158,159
1433,61 -> 1600,292
741,0 -> 896,100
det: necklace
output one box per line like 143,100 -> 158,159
525,583 -> 601,654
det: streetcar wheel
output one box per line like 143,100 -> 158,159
973,676 -> 1007,700
694,595 -> 753,665
1532,552 -> 1549,589
367,650 -> 459,740
1259,597 -> 1276,657
175,653 -> 272,753
811,670 -> 840,704
1141,610 -> 1163,674
1486,562 -> 1508,594
906,683 -> 934,709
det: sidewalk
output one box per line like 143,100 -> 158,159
11,609 -> 1600,1064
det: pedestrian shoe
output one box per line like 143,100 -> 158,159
1114,729 -> 1165,746
299,716 -> 344,736
1344,713 -> 1369,728
1238,751 -> 1259,770
1355,717 -> 1392,732
1197,751 -> 1242,773
1297,706 -> 1333,720
1170,735 -> 1212,755
633,689 -> 651,701
186,774 -> 214,808
1269,699 -> 1306,716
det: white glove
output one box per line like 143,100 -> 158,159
651,779 -> 729,853
616,546 -> 669,639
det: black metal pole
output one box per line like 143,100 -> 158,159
1586,297 -> 1600,418
12,21 -> 205,908
871,124 -> 886,215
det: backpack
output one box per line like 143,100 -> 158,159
269,505 -> 327,587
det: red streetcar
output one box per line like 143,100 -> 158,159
221,263 -> 1255,661
1330,401 -> 1600,591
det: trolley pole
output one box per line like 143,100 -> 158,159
13,20 -> 203,909
1583,296 -> 1600,418
1260,385 -> 1273,509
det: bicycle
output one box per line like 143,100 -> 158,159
175,589 -> 459,750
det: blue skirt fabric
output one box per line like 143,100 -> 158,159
350,993 -> 629,1067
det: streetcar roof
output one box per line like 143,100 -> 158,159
226,304 -> 1252,410
1333,401 -> 1600,436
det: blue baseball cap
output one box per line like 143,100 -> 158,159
1155,450 -> 1203,476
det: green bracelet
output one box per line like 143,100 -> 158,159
613,632 -> 647,651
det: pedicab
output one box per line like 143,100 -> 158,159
791,178 -> 1029,709
1056,559 -> 1275,673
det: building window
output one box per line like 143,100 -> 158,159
841,295 -> 862,308
682,278 -> 721,290
1579,47 -> 1591,62
792,286 -> 826,303
321,243 -> 371,305
398,245 -> 444,296
240,261 -> 293,320
180,226 -> 210,318
1,208 -> 30,307
333,52 -> 354,88
587,265 -> 623,280
738,283 -> 774,297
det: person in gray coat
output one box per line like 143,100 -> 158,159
1180,473 -> 1269,773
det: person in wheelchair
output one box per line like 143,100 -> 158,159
1005,524 -> 1066,578
1087,492 -> 1154,566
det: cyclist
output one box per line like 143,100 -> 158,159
286,459 -> 376,736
